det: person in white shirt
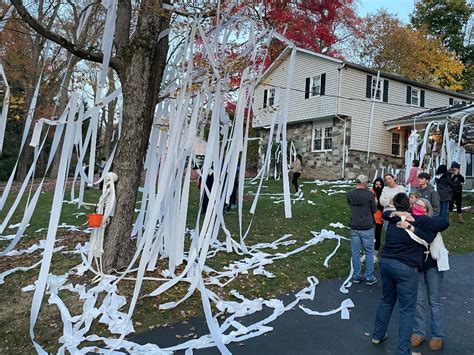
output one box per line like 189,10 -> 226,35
380,173 -> 406,230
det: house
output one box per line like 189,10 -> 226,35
253,47 -> 473,180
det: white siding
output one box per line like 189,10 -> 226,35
339,67 -> 462,156
253,52 -> 340,128
254,50 -> 471,158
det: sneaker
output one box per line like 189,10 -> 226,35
429,338 -> 444,350
352,276 -> 364,283
366,277 -> 378,286
411,334 -> 425,347
372,334 -> 388,344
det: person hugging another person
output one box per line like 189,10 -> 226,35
449,161 -> 465,223
372,193 -> 449,354
347,174 -> 378,285
406,159 -> 421,192
435,165 -> 452,222
291,154 -> 303,196
380,173 -> 406,230
410,198 -> 449,351
371,178 -> 385,262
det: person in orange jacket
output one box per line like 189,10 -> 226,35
370,177 -> 385,261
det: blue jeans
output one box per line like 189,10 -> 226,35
351,228 -> 375,280
373,258 -> 419,355
439,201 -> 449,222
413,267 -> 444,339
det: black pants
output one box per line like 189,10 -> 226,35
292,172 -> 301,192
449,190 -> 463,214
374,223 -> 383,251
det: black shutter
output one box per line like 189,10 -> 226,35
406,86 -> 412,104
449,98 -> 454,105
383,79 -> 389,102
320,73 -> 326,96
420,90 -> 425,107
305,78 -> 310,99
366,75 -> 372,98
263,89 -> 267,108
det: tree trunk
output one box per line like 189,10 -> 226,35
103,69 -> 116,158
102,1 -> 169,271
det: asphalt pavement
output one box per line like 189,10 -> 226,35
130,252 -> 474,355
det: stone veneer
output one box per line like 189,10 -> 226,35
257,117 -> 404,180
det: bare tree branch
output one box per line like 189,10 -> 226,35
11,0 -> 122,72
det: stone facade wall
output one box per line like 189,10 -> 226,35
257,117 -> 405,181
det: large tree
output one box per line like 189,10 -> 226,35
410,0 -> 473,60
12,0 -> 170,271
262,0 -> 361,61
356,10 -> 465,91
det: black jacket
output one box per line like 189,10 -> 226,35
382,212 -> 449,269
347,188 -> 377,230
449,173 -> 465,193
435,173 -> 452,201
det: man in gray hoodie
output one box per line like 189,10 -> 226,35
418,172 -> 440,216
347,174 -> 378,285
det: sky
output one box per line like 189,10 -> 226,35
357,0 -> 415,23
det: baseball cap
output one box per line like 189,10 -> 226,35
356,174 -> 369,184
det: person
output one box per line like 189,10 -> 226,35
372,193 -> 449,355
410,198 -> 448,351
370,177 -> 385,261
435,165 -> 452,222
199,167 -> 214,215
409,191 -> 421,207
379,173 -> 406,230
347,174 -> 378,285
406,159 -> 421,192
418,172 -> 440,216
291,154 -> 303,195
449,161 -> 465,223
421,162 -> 428,173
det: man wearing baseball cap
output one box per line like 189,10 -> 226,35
449,161 -> 465,223
347,174 -> 378,285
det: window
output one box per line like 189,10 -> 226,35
391,133 -> 400,156
268,88 -> 275,106
371,78 -> 382,100
313,126 -> 333,151
311,75 -> 321,96
411,88 -> 420,106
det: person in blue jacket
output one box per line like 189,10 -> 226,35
372,193 -> 449,355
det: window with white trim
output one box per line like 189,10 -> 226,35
268,88 -> 275,106
313,126 -> 333,151
391,133 -> 401,156
410,88 -> 420,106
311,75 -> 321,96
371,78 -> 382,100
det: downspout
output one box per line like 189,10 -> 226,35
336,63 -> 346,179
367,70 -> 380,163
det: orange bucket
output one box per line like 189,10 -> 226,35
87,213 -> 104,228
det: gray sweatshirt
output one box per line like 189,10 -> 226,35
347,188 -> 377,230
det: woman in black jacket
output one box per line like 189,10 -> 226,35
435,165 -> 452,222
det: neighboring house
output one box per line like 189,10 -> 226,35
253,47 -> 473,180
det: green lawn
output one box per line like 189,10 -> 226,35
0,179 -> 473,352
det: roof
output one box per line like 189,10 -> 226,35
259,47 -> 474,101
383,103 -> 474,129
